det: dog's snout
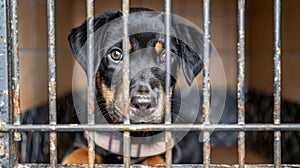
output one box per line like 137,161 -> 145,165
131,95 -> 156,112
138,84 -> 149,93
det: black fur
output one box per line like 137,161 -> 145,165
67,7 -> 205,163
68,8 -> 203,86
68,8 -> 205,126
68,7 -> 205,163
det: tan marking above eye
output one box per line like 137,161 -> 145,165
155,41 -> 164,54
128,40 -> 132,51
122,40 -> 132,51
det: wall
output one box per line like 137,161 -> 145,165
19,0 -> 239,111
19,0 -> 75,111
247,0 -> 300,103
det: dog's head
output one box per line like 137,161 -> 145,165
69,8 -> 204,124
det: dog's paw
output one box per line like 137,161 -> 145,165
141,155 -> 165,165
61,147 -> 102,164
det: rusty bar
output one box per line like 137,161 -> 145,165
14,163 -> 300,168
164,0 -> 172,167
47,0 -> 57,167
273,0 -> 281,167
86,0 -> 95,167
237,0 -> 245,167
1,123 -> 300,132
122,0 -> 131,167
202,0 -> 211,167
8,0 -> 19,166
10,0 -> 21,142
0,0 -> 10,167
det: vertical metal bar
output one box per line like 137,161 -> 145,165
164,0 -> 172,167
237,0 -> 245,167
122,0 -> 131,167
273,0 -> 281,167
0,0 -> 10,167
202,0 -> 211,167
10,0 -> 21,141
47,0 -> 57,167
86,0 -> 95,167
9,0 -> 19,166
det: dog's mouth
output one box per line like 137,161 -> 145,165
106,105 -> 164,124
104,103 -> 163,137
104,93 -> 164,124
130,95 -> 157,116
129,94 -> 164,123
100,82 -> 165,123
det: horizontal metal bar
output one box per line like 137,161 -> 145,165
1,124 -> 300,132
15,164 -> 300,168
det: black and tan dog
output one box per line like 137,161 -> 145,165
20,7 -> 300,165
62,8 -> 204,164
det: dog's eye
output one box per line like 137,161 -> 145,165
159,51 -> 166,63
109,48 -> 123,62
159,50 -> 174,64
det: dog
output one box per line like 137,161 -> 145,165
60,7 -> 205,164
19,7 -> 300,165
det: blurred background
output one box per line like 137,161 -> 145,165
18,0 -> 300,164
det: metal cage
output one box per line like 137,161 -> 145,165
0,0 -> 300,167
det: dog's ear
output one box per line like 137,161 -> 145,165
68,10 -> 122,73
174,22 -> 207,85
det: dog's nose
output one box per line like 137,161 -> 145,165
131,95 -> 156,112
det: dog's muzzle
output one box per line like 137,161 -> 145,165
131,94 -> 157,115
130,82 -> 158,115
128,80 -> 163,123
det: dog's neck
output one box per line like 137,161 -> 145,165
85,131 -> 174,158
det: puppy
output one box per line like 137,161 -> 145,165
62,7 -> 205,164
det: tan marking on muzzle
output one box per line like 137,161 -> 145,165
96,72 -> 114,104
122,40 -> 132,51
153,82 -> 165,121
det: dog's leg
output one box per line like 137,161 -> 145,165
141,155 -> 165,164
61,147 -> 102,164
